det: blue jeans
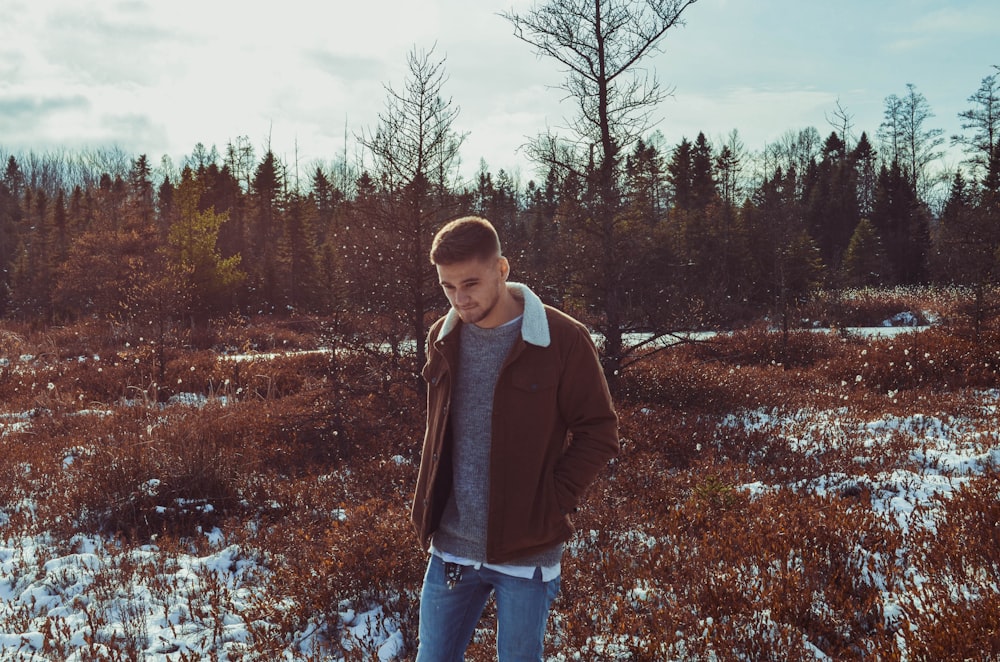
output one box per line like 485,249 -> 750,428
415,555 -> 561,661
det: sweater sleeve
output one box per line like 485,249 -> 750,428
552,321 -> 620,512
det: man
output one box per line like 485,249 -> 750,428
411,216 -> 619,661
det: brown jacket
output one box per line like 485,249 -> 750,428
411,283 -> 619,564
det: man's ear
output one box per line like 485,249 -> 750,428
499,256 -> 510,281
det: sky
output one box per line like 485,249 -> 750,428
0,0 -> 997,185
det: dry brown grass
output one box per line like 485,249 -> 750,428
802,285 -> 973,328
2,289 -> 1000,659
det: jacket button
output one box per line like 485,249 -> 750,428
432,453 -> 439,463
431,376 -> 438,385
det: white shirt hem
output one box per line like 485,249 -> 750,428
430,545 -> 561,582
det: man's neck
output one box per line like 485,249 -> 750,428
475,286 -> 524,329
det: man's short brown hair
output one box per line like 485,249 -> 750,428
430,216 -> 502,265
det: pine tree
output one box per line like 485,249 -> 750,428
310,166 -> 347,312
311,166 -> 344,246
52,205 -> 163,326
690,132 -> 716,210
748,167 -> 823,330
842,218 -> 887,287
852,132 -> 878,219
202,163 -> 244,277
157,176 -> 175,239
129,155 -> 154,225
667,137 -> 694,211
804,132 -> 860,271
279,191 -> 321,312
934,170 -> 977,284
51,190 -> 69,268
521,167 -> 561,295
247,151 -> 284,310
9,187 -> 61,319
871,161 -> 929,284
665,133 -> 742,323
167,168 -> 245,327
715,133 -> 745,208
0,162 -> 23,314
933,159 -> 1000,337
625,137 -> 667,224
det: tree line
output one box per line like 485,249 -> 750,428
0,0 -> 997,385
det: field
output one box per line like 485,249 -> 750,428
2,286 -> 1000,661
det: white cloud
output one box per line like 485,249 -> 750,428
0,0 -> 993,181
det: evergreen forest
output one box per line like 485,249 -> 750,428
0,43 -> 998,379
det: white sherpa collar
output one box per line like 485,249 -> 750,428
436,282 -> 551,347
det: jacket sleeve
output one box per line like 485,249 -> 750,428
552,322 -> 620,512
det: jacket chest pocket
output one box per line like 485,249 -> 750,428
503,361 -> 562,457
508,361 -> 560,405
422,357 -> 448,389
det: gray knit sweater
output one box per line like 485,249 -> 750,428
432,316 -> 563,568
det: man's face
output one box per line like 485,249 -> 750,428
436,255 -> 508,327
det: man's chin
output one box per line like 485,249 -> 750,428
456,309 -> 482,325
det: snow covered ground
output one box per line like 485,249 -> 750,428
0,489 -> 405,660
3,387 -> 997,659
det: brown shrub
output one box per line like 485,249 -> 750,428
802,286 -> 965,328
0,326 -> 30,356
215,315 -> 322,352
30,320 -> 126,358
45,354 -> 147,405
902,473 -> 1000,658
0,418 -> 63,531
821,327 -> 1000,394
620,349 -> 754,413
694,325 -> 844,368
559,485 -> 901,661
244,493 -> 423,658
623,340 -> 845,417
62,402 -> 263,539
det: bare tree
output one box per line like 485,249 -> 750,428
502,0 -> 699,387
358,45 -> 465,374
878,94 -> 905,166
363,46 -> 464,192
225,136 -> 256,193
952,66 -> 1000,181
769,127 -> 821,198
506,0 -> 696,170
715,129 -> 746,207
826,97 -> 855,151
880,84 -> 944,199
